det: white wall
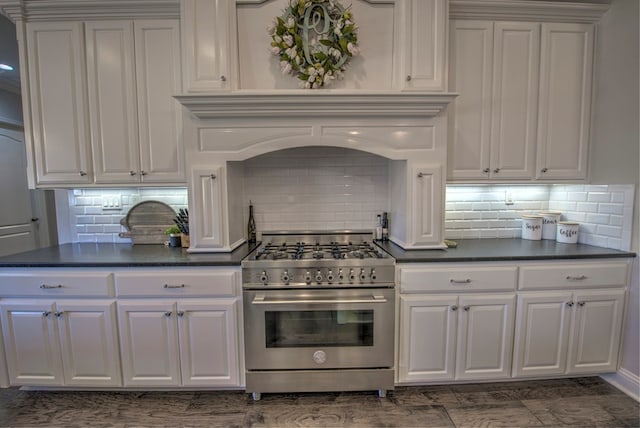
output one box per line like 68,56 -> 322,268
590,0 -> 639,382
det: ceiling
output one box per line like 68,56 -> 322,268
0,13 -> 20,93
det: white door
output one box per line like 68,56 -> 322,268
190,167 -> 225,249
489,22 -> 539,180
448,20 -> 493,180
512,292 -> 572,377
56,300 -> 122,386
567,289 -> 625,374
177,299 -> 240,387
398,294 -> 457,382
411,165 -> 443,247
134,20 -> 184,183
0,128 -> 37,256
117,300 -> 180,386
26,21 -> 92,184
0,300 -> 63,385
456,294 -> 515,380
85,20 -> 140,184
536,23 -> 594,180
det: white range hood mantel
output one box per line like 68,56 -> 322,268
175,92 -> 458,120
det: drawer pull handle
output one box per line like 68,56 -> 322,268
164,284 -> 185,289
450,279 -> 471,284
566,275 -> 587,281
40,284 -> 63,289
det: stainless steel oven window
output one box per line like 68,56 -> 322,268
264,309 -> 374,348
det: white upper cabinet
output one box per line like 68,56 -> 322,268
181,0 -> 233,92
396,0 -> 447,91
26,22 -> 92,185
449,20 -> 539,181
536,23 -> 594,180
86,20 -> 184,184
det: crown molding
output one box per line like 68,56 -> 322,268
450,0 -> 610,23
0,0 -> 179,22
175,92 -> 458,120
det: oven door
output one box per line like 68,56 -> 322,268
243,287 -> 395,370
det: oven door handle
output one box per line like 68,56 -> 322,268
251,294 -> 388,305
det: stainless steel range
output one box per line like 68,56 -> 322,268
242,231 -> 395,401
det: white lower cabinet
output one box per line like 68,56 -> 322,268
513,289 -> 625,377
0,299 -> 121,386
398,292 -> 515,383
117,298 -> 240,387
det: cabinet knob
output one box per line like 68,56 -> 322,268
54,311 -> 64,318
210,174 -> 217,180
129,171 -> 137,176
463,305 -> 470,311
417,172 -> 423,178
541,167 -> 548,173
577,301 -> 586,307
140,171 -> 147,176
451,305 -> 458,312
406,75 -> 412,82
79,171 -> 87,176
42,311 -> 51,317
482,168 -> 490,173
493,168 -> 500,173
566,301 -> 574,307
164,311 -> 172,317
220,75 -> 227,82
177,311 -> 185,317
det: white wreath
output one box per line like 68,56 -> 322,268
268,0 -> 359,88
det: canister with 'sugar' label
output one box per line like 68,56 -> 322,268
521,215 -> 543,240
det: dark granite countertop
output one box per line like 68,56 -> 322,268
0,242 -> 260,268
0,239 -> 634,268
376,239 -> 636,263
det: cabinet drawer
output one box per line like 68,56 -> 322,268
115,269 -> 238,297
0,271 -> 114,297
400,265 -> 517,293
519,261 -> 629,290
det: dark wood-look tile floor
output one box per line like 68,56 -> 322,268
0,377 -> 637,427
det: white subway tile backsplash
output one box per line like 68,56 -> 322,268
599,203 -> 624,215
586,213 -> 610,225
587,192 -> 611,203
597,225 -> 623,238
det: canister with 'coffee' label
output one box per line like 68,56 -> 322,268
556,221 -> 579,244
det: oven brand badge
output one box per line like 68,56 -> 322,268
313,350 -> 327,364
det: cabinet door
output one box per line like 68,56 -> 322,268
456,294 -> 515,380
26,22 -> 92,185
85,21 -> 140,184
448,20 -> 493,180
177,299 -> 240,387
181,0 -> 232,92
0,300 -> 63,385
512,292 -> 572,377
190,167 -> 225,249
117,301 -> 180,386
135,20 -> 184,183
56,300 -> 121,386
398,0 -> 446,91
489,22 -> 539,180
398,294 -> 457,382
567,290 -> 625,374
536,23 -> 594,180
411,165 -> 443,247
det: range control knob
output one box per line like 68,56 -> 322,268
281,270 -> 290,284
337,269 -> 344,282
370,268 -> 377,281
305,271 -> 312,284
348,269 -> 356,282
259,271 -> 268,284
359,268 -> 367,281
315,270 -> 323,283
326,270 -> 334,282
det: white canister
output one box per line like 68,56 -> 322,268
539,211 -> 562,240
521,215 -> 543,240
557,221 -> 579,244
